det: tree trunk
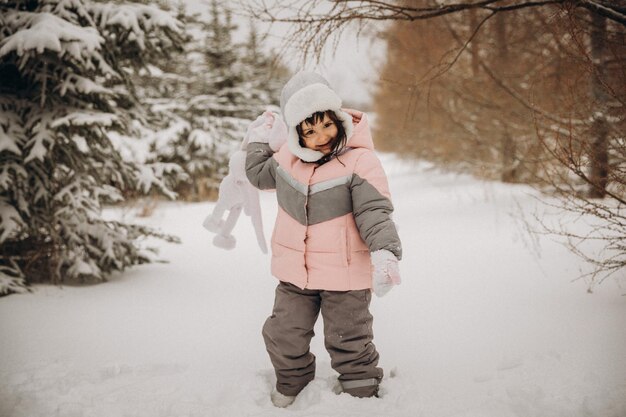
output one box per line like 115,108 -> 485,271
588,12 -> 609,199
501,128 -> 518,182
495,13 -> 517,183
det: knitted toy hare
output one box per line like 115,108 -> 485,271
203,111 -> 287,253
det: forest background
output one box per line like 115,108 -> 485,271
0,0 -> 625,296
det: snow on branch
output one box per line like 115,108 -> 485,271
65,247 -> 101,279
59,74 -> 115,97
135,163 -> 186,200
0,263 -> 28,296
0,11 -> 103,58
151,119 -> 190,153
0,198 -> 25,243
0,113 -> 23,155
93,184 -> 124,204
89,3 -> 182,50
54,176 -> 101,218
51,111 -> 119,128
39,0 -> 96,24
24,112 -> 55,163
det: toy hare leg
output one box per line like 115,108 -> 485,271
203,203 -> 226,233
212,204 -> 242,250
203,112 -> 277,253
244,183 -> 268,254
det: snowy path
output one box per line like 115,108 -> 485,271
1,157 -> 625,417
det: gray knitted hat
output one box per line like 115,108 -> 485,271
279,71 -> 354,162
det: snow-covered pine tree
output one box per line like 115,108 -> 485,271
202,2 -> 278,121
134,1 -> 287,200
0,0 -> 186,295
123,5 -> 230,201
240,18 -> 288,108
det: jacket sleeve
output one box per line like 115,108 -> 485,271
350,151 -> 402,260
245,142 -> 278,190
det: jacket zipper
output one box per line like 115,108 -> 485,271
303,168 -> 312,288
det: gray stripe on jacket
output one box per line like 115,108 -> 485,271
274,168 -> 353,226
275,170 -> 353,226
307,184 -> 353,225
350,174 -> 402,260
245,143 -> 278,190
277,166 -> 308,195
275,170 -> 308,225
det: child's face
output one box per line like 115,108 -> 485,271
299,113 -> 338,155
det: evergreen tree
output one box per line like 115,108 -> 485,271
0,0 -> 185,295
133,1 -> 289,200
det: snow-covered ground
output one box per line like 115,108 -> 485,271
1,156 -> 625,417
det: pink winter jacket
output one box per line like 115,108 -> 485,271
246,109 -> 402,291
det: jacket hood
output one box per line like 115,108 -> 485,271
342,108 -> 374,151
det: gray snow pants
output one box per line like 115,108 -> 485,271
262,281 -> 383,398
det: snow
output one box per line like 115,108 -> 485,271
108,130 -> 151,165
66,249 -> 100,278
135,164 -> 180,200
1,156 -> 625,417
0,199 -> 24,243
152,119 -> 191,153
0,272 -> 27,296
0,129 -> 21,155
0,12 -> 103,59
59,74 -> 114,97
25,110 -> 116,164
24,112 -> 55,163
89,3 -> 182,50
51,111 -> 118,128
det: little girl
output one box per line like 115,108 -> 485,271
245,71 -> 402,407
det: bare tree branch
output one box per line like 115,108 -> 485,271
441,15 -> 588,127
240,0 -> 626,61
243,0 -> 626,25
580,0 -> 626,27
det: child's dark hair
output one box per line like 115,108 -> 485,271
296,110 -> 347,164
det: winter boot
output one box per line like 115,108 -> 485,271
332,380 -> 343,395
270,390 -> 296,408
335,378 -> 380,398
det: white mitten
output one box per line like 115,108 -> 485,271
246,111 -> 287,151
267,113 -> 288,151
370,249 -> 401,297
